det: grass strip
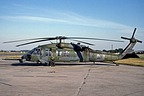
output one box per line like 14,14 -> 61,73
114,58 -> 144,67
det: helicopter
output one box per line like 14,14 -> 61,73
3,36 -> 123,65
3,28 -> 142,66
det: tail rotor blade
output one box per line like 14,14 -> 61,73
132,28 -> 136,38
121,37 -> 131,40
137,40 -> 142,43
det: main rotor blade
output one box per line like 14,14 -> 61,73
16,39 -> 49,47
4,36 -> 124,44
68,37 -> 124,42
4,36 -> 124,47
132,28 -> 136,38
3,37 -> 56,43
72,40 -> 95,46
3,36 -> 70,43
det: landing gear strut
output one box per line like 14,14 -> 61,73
19,59 -> 25,63
49,61 -> 55,66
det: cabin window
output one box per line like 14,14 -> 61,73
45,49 -> 49,56
45,48 -> 53,56
63,51 -> 70,57
56,50 -> 62,56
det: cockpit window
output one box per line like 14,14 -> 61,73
36,48 -> 41,55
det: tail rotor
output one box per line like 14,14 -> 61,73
121,28 -> 142,43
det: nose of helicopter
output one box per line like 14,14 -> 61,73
19,54 -> 31,63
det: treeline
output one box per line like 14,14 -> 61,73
102,48 -> 123,53
102,48 -> 144,54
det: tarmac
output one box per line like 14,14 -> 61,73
0,60 -> 144,96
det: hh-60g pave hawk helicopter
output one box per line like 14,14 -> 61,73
3,28 -> 142,66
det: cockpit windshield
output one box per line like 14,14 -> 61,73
28,48 -> 36,55
28,47 -> 41,55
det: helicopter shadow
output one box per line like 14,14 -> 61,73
56,62 -> 115,66
11,62 -> 46,66
11,62 -> 116,66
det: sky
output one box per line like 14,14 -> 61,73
0,0 -> 144,51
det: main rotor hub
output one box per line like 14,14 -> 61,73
56,36 -> 66,39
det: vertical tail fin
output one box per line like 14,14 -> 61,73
120,28 -> 142,59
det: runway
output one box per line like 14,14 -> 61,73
0,60 -> 144,96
